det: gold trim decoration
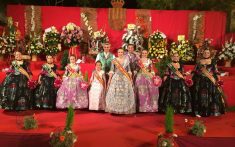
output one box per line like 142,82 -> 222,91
188,12 -> 205,44
108,8 -> 126,31
25,6 -> 42,36
80,8 -> 97,41
135,9 -> 152,38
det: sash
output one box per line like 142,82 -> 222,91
43,64 -> 57,78
167,63 -> 184,79
94,71 -> 105,88
112,59 -> 132,82
67,65 -> 80,77
12,61 -> 30,79
201,67 -> 226,104
138,60 -> 153,78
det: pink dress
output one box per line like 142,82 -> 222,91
56,64 -> 88,109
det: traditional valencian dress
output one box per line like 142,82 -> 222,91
56,64 -> 88,109
88,70 -> 106,110
135,59 -> 159,112
35,63 -> 58,109
159,62 -> 192,113
192,59 -> 225,116
105,58 -> 136,114
0,60 -> 32,110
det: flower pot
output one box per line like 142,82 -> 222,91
224,60 -> 232,67
31,54 -> 37,61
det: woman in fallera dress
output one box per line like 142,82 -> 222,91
0,51 -> 32,111
159,52 -> 192,114
192,49 -> 225,117
56,55 -> 88,109
35,55 -> 58,109
105,48 -> 136,114
135,50 -> 159,112
88,61 -> 106,111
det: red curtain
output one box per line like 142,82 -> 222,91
7,5 -> 226,49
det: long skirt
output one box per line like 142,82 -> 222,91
56,77 -> 88,109
192,75 -> 225,116
88,81 -> 105,110
0,74 -> 32,111
159,77 -> 192,114
135,73 -> 159,112
105,73 -> 136,114
35,76 -> 57,109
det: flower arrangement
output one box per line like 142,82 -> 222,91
50,106 -> 77,147
27,79 -> 37,89
170,40 -> 195,62
157,106 -> 178,147
43,26 -> 61,55
90,29 -> 109,52
26,35 -> 43,55
61,22 -> 83,47
23,113 -> 38,129
218,38 -> 235,61
148,31 -> 167,59
80,71 -> 89,90
185,118 -> 206,136
122,24 -> 144,51
54,78 -> 62,88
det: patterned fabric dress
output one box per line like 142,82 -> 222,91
56,64 -> 88,109
105,58 -> 136,114
159,63 -> 192,113
0,60 -> 32,111
34,64 -> 58,109
88,70 -> 106,110
192,59 -> 225,116
135,59 -> 159,112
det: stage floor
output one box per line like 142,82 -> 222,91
0,109 -> 235,147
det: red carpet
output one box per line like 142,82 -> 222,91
0,110 -> 235,147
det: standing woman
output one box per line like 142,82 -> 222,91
56,55 -> 88,109
35,55 -> 58,109
192,49 -> 225,116
105,48 -> 136,114
159,52 -> 192,114
0,51 -> 32,111
135,50 -> 160,112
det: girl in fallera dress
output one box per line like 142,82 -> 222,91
192,49 -> 225,117
0,51 -> 32,111
35,55 -> 58,109
135,50 -> 159,112
105,48 -> 136,114
159,52 -> 192,114
88,61 -> 106,111
56,55 -> 88,109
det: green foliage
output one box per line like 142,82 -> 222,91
50,129 -> 77,147
189,120 -> 206,136
165,106 -> 174,133
65,105 -> 75,131
84,71 -> 89,82
23,115 -> 38,130
155,57 -> 171,78
61,50 -> 69,70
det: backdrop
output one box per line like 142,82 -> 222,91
7,5 -> 226,51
